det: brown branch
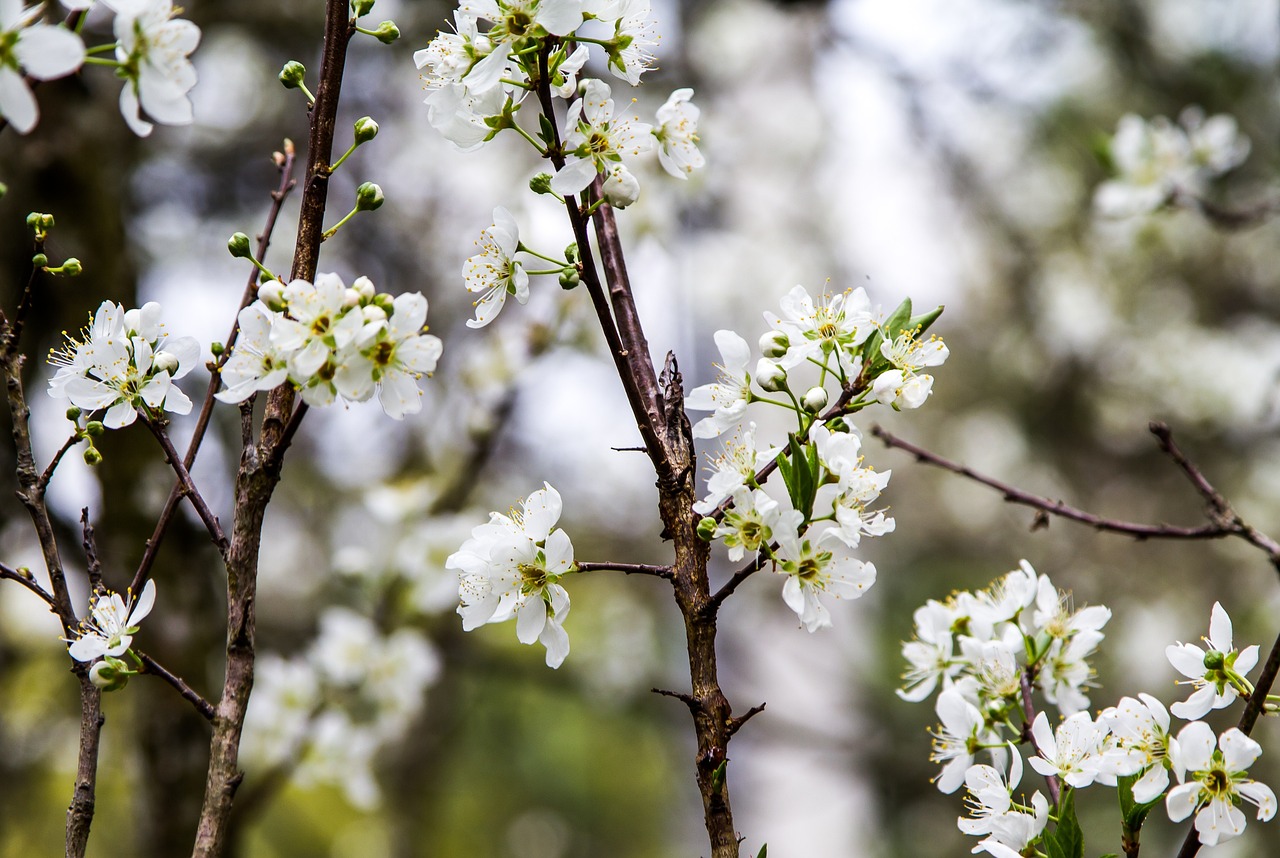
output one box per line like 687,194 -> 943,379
575,561 -> 673,579
192,3 -> 353,855
64,671 -> 103,858
130,147 -> 297,595
140,415 -> 228,557
708,554 -> 769,613
137,651 -> 216,722
38,433 -> 81,494
726,703 -> 766,739
870,425 -> 1232,542
1020,667 -> 1059,807
80,508 -> 102,591
0,560 -> 54,606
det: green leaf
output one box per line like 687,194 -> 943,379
882,297 -> 913,338
784,434 -> 817,520
1045,787 -> 1084,858
755,846 -> 767,858
538,111 -> 556,148
906,304 -> 944,336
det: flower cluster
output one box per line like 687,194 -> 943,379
215,273 -> 443,419
1095,106 -> 1250,217
688,285 -> 946,631
446,483 -> 575,667
414,0 -> 702,191
48,300 -> 200,429
901,571 -> 1277,850
0,0 -> 199,136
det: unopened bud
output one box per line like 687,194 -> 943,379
355,181 -> 384,211
530,172 -> 554,195
343,287 -> 361,309
370,20 -> 400,44
602,164 -> 640,208
65,406 -> 82,421
361,304 -> 387,324
755,359 -> 786,392
696,517 -> 717,541
83,446 -> 103,466
279,60 -> 307,89
257,280 -> 286,310
272,150 -> 286,167
227,232 -> 253,259
39,213 -> 54,231
90,658 -> 130,692
26,212 -> 41,228
210,341 -> 225,357
353,116 -> 379,144
55,258 -> 82,277
352,0 -> 375,16
559,268 -> 580,290
353,275 -> 376,300
32,252 -> 48,268
373,293 -> 395,313
759,330 -> 789,359
85,421 -> 106,437
152,352 -> 179,375
0,181 -> 6,200
802,386 -> 828,413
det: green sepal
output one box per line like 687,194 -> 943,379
1045,787 -> 1084,858
538,111 -> 557,148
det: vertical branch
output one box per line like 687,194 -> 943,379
3,264 -> 104,858
191,3 -> 353,856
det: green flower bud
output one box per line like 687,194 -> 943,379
373,292 -> 395,313
823,416 -> 849,434
351,0 -> 375,15
529,172 -> 554,195
152,352 -> 180,375
802,386 -> 828,413
85,421 -> 106,437
65,406 -> 81,421
355,182 -> 385,211
89,658 -> 130,692
353,275 -> 376,300
564,242 -> 579,263
696,516 -> 718,541
371,20 -> 400,44
0,181 -> 6,200
559,268 -> 580,290
83,446 -> 103,466
759,330 -> 789,359
278,60 -> 307,89
56,258 -> 82,277
353,116 -> 379,144
227,232 -> 253,259
31,252 -> 48,268
39,214 -> 54,231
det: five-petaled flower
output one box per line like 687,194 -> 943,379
66,580 -> 157,663
1167,722 -> 1276,846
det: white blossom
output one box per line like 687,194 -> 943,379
551,78 -> 653,196
1167,722 -> 1276,846
66,579 -> 157,662
653,87 -> 704,179
685,329 -> 753,439
463,206 -> 528,328
0,0 -> 85,134
1166,601 -> 1258,721
107,0 -> 201,137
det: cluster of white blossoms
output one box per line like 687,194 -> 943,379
1095,106 -> 1251,217
0,0 -> 199,137
688,285 -> 946,631
446,483 -> 574,667
902,567 -> 1276,852
48,300 -> 200,428
215,274 -> 443,420
241,608 -> 440,808
414,1 -> 702,190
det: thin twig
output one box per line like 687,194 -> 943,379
38,433 -> 81,494
140,414 -> 228,556
708,554 -> 769,613
0,561 -> 54,605
871,426 -> 1230,542
726,703 -> 766,739
130,149 -> 297,595
575,561 -> 673,578
136,651 -> 216,722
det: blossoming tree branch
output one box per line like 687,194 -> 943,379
2,1 -> 1275,857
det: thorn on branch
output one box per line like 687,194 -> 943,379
727,702 -> 766,738
652,686 -> 698,713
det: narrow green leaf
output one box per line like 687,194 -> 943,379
883,297 -> 913,338
1045,787 -> 1084,858
906,304 -> 944,336
755,846 -> 767,858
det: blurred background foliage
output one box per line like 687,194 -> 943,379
2,0 -> 1280,856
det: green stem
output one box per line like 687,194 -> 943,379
321,205 -> 359,240
329,140 -> 359,172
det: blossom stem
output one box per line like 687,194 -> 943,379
517,244 -> 568,265
328,141 -> 359,172
511,121 -> 548,154
320,205 -> 359,240
81,57 -> 120,68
